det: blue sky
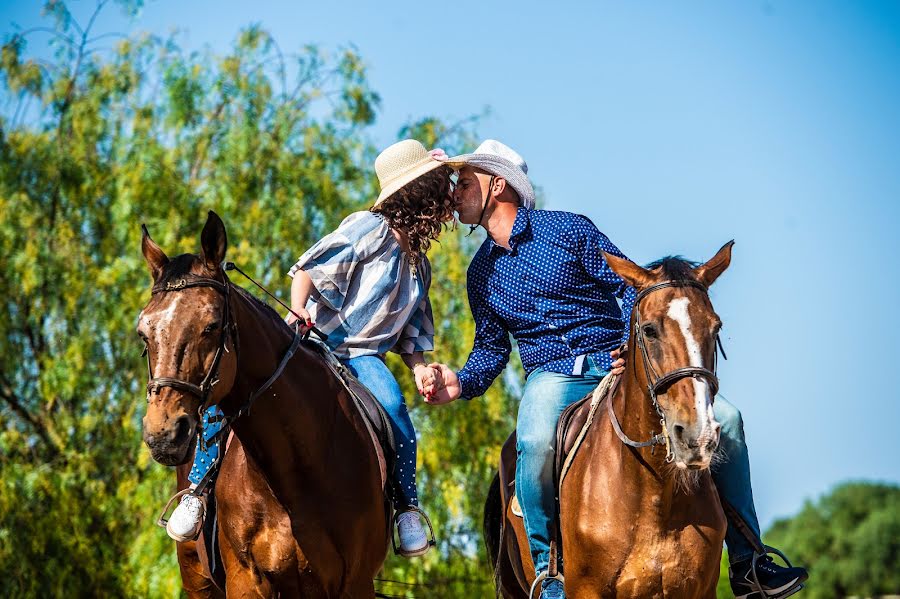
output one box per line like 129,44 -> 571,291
3,0 -> 899,530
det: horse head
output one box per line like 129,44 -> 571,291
604,241 -> 734,470
137,212 -> 238,466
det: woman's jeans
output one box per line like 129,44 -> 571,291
187,354 -> 420,509
516,358 -> 762,576
344,355 -> 419,509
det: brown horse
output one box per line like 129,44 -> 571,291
485,243 -> 734,598
139,212 -> 390,597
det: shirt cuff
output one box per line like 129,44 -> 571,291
456,369 -> 477,401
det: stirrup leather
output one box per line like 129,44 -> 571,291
750,546 -> 805,599
390,506 -> 437,555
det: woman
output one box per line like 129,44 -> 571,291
165,139 -> 452,558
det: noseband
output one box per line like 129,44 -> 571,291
608,280 -> 725,460
144,276 -> 234,411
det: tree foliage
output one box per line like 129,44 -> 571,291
761,481 -> 900,599
0,2 -> 519,596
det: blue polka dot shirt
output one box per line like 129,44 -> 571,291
457,208 -> 637,400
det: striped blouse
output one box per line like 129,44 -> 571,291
287,211 -> 435,359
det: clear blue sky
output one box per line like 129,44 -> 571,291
3,0 -> 899,530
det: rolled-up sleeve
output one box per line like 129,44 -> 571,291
287,212 -> 385,311
393,260 -> 435,354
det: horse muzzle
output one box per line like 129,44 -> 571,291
670,420 -> 721,470
142,412 -> 195,466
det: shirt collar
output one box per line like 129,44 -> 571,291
489,207 -> 531,254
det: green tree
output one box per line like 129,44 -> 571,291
763,481 -> 900,599
0,2 -> 515,597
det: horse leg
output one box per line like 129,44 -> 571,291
176,539 -> 225,599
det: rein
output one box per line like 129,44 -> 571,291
608,280 -> 725,460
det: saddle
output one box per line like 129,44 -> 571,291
500,373 -> 618,520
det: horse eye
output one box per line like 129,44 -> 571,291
203,322 -> 220,335
642,323 -> 658,339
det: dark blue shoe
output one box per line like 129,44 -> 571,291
729,555 -> 808,599
540,578 -> 565,599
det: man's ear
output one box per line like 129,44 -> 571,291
602,252 -> 653,290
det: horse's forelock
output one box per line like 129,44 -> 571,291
644,256 -> 701,284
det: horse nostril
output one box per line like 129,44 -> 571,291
673,424 -> 685,442
173,414 -> 192,444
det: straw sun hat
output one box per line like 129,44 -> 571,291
374,139 -> 449,206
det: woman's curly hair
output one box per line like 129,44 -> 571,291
371,165 -> 454,266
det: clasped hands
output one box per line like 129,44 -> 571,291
417,349 -> 626,406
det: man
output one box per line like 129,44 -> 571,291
427,140 -> 807,599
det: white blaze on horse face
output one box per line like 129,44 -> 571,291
666,297 -> 717,442
142,295 -> 185,371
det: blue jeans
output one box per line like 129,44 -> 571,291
516,358 -> 608,576
711,396 -> 762,563
344,355 -> 419,509
516,359 -> 762,575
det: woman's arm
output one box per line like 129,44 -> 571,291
287,269 -> 315,328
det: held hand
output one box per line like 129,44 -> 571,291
424,363 -> 461,405
610,348 -> 626,376
286,307 -> 314,333
414,364 -> 439,398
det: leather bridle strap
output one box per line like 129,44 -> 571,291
145,276 -> 231,407
633,280 -> 721,403
612,279 -> 724,457
605,376 -> 667,449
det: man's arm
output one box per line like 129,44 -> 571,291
426,273 -> 511,404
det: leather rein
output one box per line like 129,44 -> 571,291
607,280 -> 725,461
143,271 -> 307,423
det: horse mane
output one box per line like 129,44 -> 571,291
644,256 -> 700,283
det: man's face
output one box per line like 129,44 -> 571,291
453,166 -> 493,225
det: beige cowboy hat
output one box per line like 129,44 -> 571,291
374,139 -> 449,206
446,139 -> 536,209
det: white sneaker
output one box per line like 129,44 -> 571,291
166,493 -> 204,542
396,511 -> 429,557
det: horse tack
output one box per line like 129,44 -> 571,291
144,275 -> 233,411
143,272 -> 306,424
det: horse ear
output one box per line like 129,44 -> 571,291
694,241 -> 734,288
602,251 -> 653,290
141,224 -> 168,281
200,211 -> 228,271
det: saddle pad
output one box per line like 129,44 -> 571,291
555,373 -> 618,490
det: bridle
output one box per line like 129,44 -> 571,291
143,267 -> 311,422
144,275 -> 234,413
608,280 -> 725,461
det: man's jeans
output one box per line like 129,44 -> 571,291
516,358 -> 761,575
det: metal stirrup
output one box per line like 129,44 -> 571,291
529,570 -> 565,599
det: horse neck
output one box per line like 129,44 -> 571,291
223,293 -> 328,470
